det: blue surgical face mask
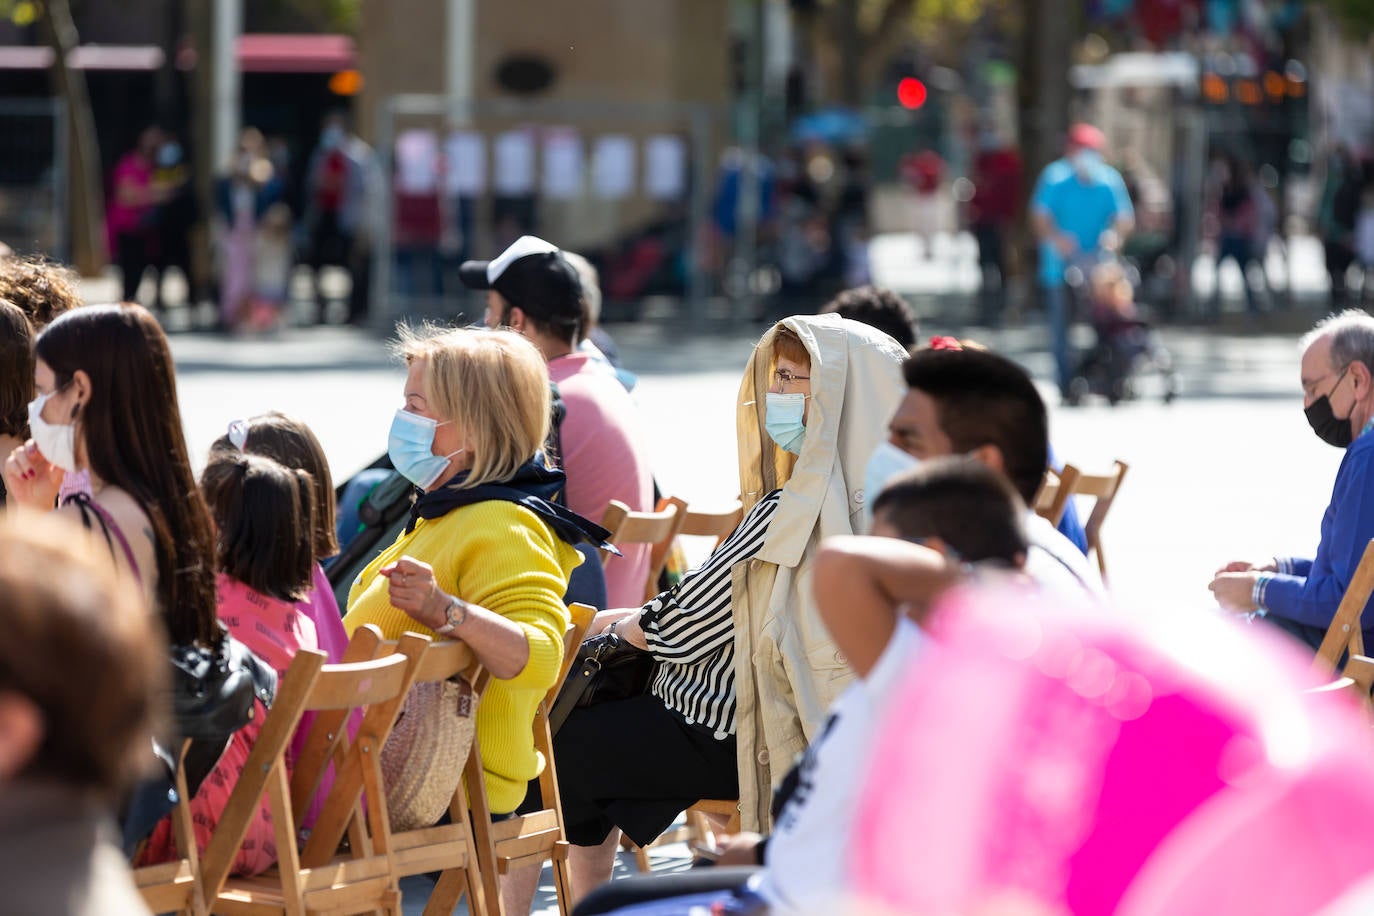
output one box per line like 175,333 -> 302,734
1071,149 -> 1102,177
764,392 -> 808,455
387,409 -> 464,490
862,441 -> 920,527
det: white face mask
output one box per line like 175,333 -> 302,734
862,441 -> 920,528
27,389 -> 78,472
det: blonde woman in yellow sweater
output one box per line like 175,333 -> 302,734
343,326 -> 613,897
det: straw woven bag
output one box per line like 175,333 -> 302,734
380,676 -> 477,831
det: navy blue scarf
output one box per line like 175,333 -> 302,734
405,455 -> 618,554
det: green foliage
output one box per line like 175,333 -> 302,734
1326,0 -> 1374,36
0,0 -> 39,27
245,0 -> 360,34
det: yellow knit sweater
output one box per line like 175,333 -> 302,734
343,500 -> 578,814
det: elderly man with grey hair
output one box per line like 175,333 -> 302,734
1210,309 -> 1374,652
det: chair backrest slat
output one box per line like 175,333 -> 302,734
600,497 -> 690,602
679,501 -> 745,548
305,652 -> 419,709
410,637 -> 478,682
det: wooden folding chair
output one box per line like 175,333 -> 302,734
600,497 -> 689,602
1072,461 -> 1128,582
132,740 -> 207,915
678,500 -> 745,550
467,602 -> 597,916
1314,540 -> 1374,677
1039,461 -> 1128,582
199,628 -> 429,916
624,796 -> 743,873
368,634 -> 494,916
1033,466 -> 1077,527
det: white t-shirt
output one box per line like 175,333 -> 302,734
757,617 -> 925,914
1024,511 -> 1106,601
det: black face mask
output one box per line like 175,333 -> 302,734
1305,366 -> 1354,449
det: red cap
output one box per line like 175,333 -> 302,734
1067,123 -> 1106,152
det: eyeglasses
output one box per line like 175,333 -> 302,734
1304,363 -> 1351,399
773,368 -> 811,386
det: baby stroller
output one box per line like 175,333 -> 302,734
1065,257 -> 1177,406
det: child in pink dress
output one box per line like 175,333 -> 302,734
210,413 -> 353,831
141,451 -> 320,876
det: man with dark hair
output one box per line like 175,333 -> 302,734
865,345 -> 1101,597
571,454 -> 1028,916
871,456 -> 1028,568
819,285 -> 918,349
464,235 -> 655,611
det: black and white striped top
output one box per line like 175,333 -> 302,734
639,490 -> 781,741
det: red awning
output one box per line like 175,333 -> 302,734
236,34 -> 355,74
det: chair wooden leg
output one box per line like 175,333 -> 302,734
551,840 -> 575,916
423,869 -> 472,916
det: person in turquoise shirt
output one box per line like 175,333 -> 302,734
1030,124 -> 1134,398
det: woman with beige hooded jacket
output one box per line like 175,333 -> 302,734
552,314 -> 906,903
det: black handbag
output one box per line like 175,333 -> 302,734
169,624 -> 278,795
122,627 -> 278,851
549,631 -> 656,735
170,624 -> 278,742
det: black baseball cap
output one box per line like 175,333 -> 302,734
459,235 -> 583,330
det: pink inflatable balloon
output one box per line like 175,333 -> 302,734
849,587 -> 1374,916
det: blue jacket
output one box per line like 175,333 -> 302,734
1048,446 -> 1089,555
1262,430 -> 1374,634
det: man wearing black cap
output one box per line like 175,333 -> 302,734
460,236 -> 655,612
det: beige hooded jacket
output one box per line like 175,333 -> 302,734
731,313 -> 907,830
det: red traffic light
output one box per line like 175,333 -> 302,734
897,77 -> 928,110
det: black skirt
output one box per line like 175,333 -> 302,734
551,693 -> 739,847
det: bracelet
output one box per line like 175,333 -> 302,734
434,595 -> 469,636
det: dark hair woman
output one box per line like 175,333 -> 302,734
0,298 -> 34,507
1,303 -> 219,647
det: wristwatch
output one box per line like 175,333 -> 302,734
434,595 -> 469,636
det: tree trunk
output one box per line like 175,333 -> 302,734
38,0 -> 107,274
1014,0 -> 1075,294
1018,0 -> 1073,189
188,0 -> 217,309
834,0 -> 863,106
